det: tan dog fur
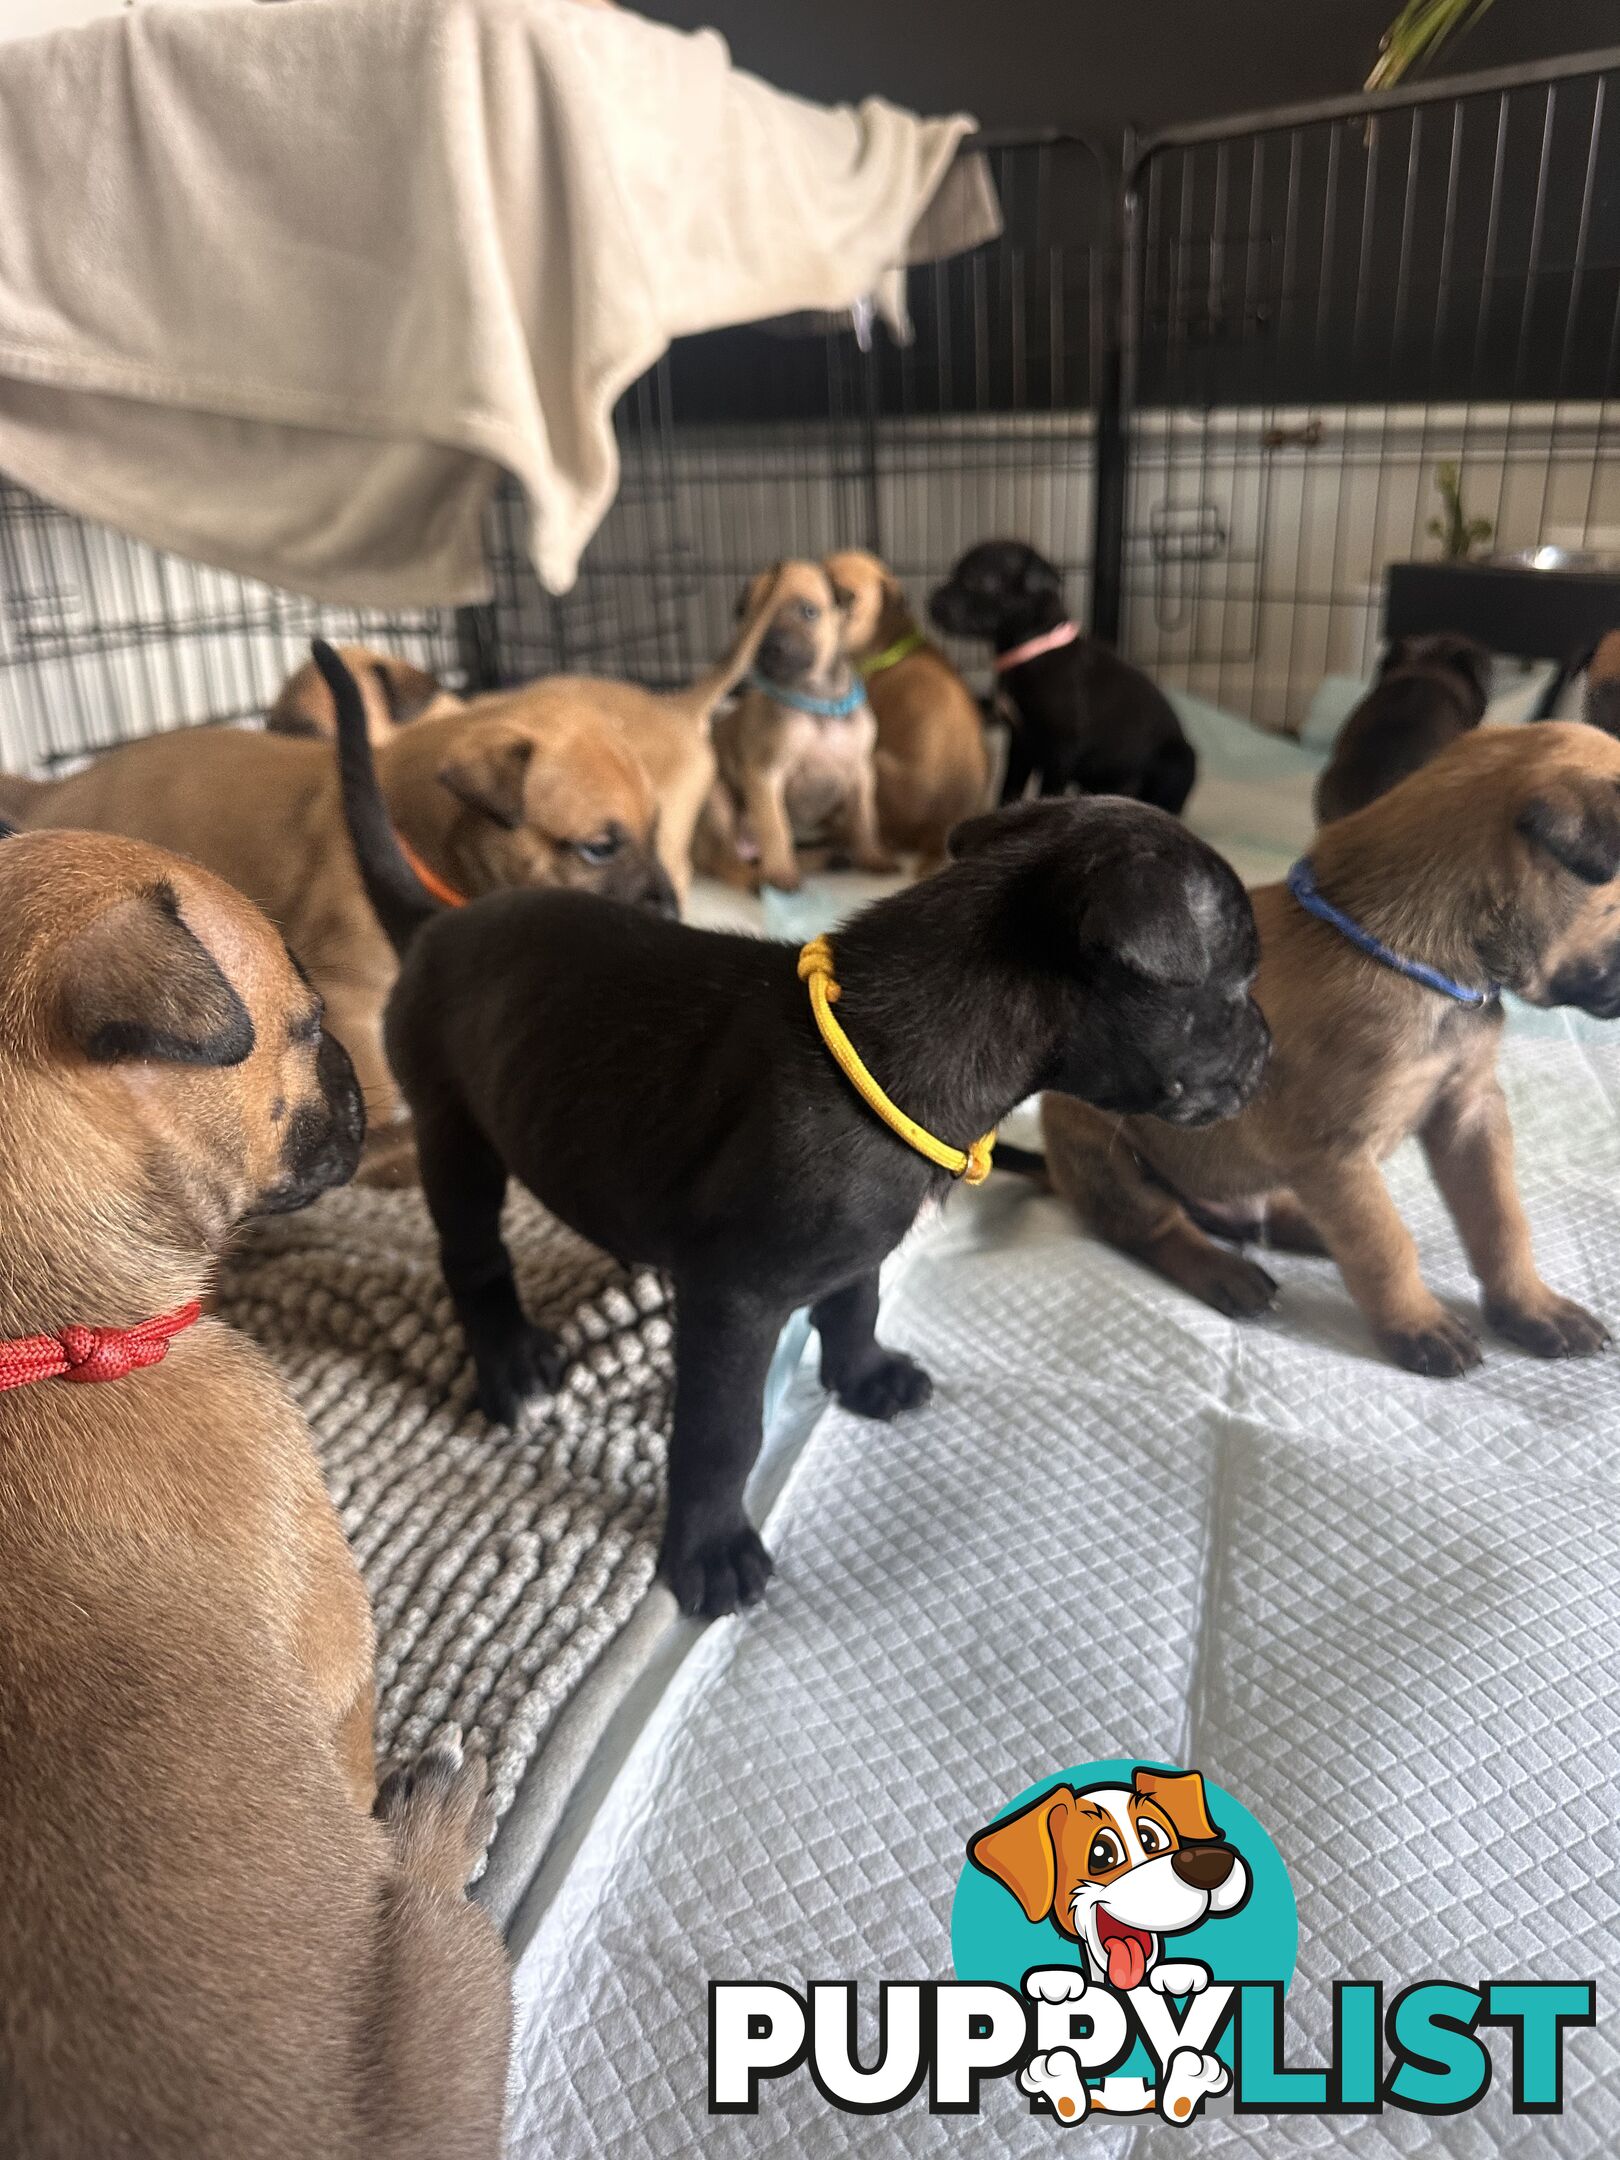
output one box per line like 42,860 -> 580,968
824,547 -> 990,874
0,829 -> 508,2158
267,642 -> 464,745
1034,723 -> 1620,1377
460,566 -> 792,904
698,559 -> 894,893
0,700 -> 665,1129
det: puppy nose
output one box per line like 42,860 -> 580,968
1172,1845 -> 1235,1890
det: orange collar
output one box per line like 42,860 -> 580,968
395,829 -> 468,909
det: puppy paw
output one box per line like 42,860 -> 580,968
1378,1309 -> 1482,1378
660,1521 -> 775,1618
1019,2048 -> 1091,2123
374,1734 -> 495,1893
835,1349 -> 933,1421
853,849 -> 902,876
1187,1248 -> 1278,1320
758,866 -> 802,894
1486,1291 -> 1612,1360
1158,2046 -> 1230,2124
1025,1966 -> 1090,2004
1149,1960 -> 1211,1997
473,1323 -> 568,1425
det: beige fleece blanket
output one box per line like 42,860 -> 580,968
0,0 -> 993,604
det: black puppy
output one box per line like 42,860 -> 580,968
1314,632 -> 1490,824
930,540 -> 1197,813
315,643 -> 1267,1618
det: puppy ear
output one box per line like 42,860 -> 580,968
376,658 -> 448,727
438,737 -> 534,830
1019,551 -> 1064,601
61,884 -> 256,1068
736,564 -> 782,622
1517,776 -> 1620,886
1133,1767 -> 1221,1845
829,576 -> 856,614
1378,636 -> 1414,679
967,1786 -> 1074,1925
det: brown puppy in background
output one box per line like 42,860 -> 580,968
463,565 -> 791,904
267,642 -> 463,744
0,826 -> 509,2158
1033,724 -> 1618,1377
825,547 -> 990,874
1314,631 -> 1490,824
698,559 -> 894,892
0,696 -> 671,1130
1584,629 -> 1620,738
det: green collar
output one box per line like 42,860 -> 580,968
859,628 -> 926,680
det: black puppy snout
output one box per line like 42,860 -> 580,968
1172,1845 -> 1235,1891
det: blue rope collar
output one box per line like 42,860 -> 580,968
746,672 -> 866,719
1286,859 -> 1498,1009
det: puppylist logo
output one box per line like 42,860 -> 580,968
710,1759 -> 1596,2126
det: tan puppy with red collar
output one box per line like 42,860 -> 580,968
0,824 -> 509,2158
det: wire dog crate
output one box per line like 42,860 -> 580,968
1113,47 -> 1620,731
3,61 -> 1620,768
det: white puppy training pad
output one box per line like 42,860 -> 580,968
509,1036 -> 1620,2156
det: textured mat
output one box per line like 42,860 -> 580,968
217,1185 -> 673,1880
509,1035 -> 1620,2156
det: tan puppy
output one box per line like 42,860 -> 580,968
1033,723 -> 1620,1377
825,547 -> 990,874
698,559 -> 894,892
0,827 -> 509,2158
461,567 -> 791,904
267,642 -> 464,744
0,697 -> 671,1128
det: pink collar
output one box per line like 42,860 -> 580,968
994,620 -> 1081,673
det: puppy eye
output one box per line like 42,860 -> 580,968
796,599 -> 820,621
575,831 -> 623,866
1088,1831 -> 1123,1873
1138,1821 -> 1167,1854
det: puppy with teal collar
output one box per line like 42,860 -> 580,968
698,558 -> 896,893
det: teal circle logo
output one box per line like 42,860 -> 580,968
952,1760 -> 1296,2090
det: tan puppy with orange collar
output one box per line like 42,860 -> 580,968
0,694 -> 671,1130
825,547 -> 990,874
0,824 -> 509,2158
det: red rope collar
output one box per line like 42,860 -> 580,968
0,1301 -> 203,1394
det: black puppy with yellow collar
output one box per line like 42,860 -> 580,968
316,644 -> 1269,1617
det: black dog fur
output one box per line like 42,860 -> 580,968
929,541 -> 1197,814
1314,632 -> 1491,825
315,642 -> 1267,1617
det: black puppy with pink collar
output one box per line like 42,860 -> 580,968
930,540 -> 1196,813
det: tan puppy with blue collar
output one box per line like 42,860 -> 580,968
698,560 -> 895,893
1027,723 -> 1620,1376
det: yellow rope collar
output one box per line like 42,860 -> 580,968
797,935 -> 996,1185
859,628 -> 927,680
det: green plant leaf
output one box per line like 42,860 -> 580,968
1368,0 -> 1497,90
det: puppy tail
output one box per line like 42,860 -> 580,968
314,639 -> 440,958
677,564 -> 792,727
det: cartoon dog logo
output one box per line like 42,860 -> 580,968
968,1766 -> 1250,2125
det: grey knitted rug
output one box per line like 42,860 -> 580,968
217,1184 -> 673,1862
